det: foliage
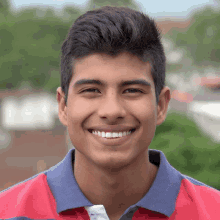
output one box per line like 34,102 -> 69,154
0,0 -> 10,16
151,112 -> 220,190
0,0 -> 140,93
0,2 -> 80,93
167,6 -> 220,67
85,0 -> 140,11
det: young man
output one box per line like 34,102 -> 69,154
0,6 -> 220,220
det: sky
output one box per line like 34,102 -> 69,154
10,0 -> 219,19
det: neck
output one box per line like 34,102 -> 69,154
74,149 -> 158,217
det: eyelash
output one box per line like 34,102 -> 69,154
81,88 -> 100,93
81,88 -> 143,94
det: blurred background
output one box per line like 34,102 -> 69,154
0,0 -> 220,191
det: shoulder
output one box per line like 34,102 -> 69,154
0,172 -> 57,219
173,174 -> 220,218
180,175 -> 220,199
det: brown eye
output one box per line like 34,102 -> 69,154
81,88 -> 100,93
124,88 -> 143,93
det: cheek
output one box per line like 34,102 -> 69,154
132,100 -> 157,139
131,100 -> 156,120
66,104 -> 88,150
68,98 -> 99,124
68,99 -> 95,116
136,104 -> 157,147
66,99 -> 96,137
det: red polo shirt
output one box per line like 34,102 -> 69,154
0,149 -> 220,219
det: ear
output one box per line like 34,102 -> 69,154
156,86 -> 171,126
56,87 -> 68,127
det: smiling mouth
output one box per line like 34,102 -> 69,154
88,128 -> 136,139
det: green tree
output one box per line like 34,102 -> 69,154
0,0 -> 10,13
0,0 -> 11,20
85,0 -> 140,11
0,16 -> 70,92
62,5 -> 82,20
151,112 -> 220,190
0,1 -> 82,93
168,6 -> 220,67
0,0 -> 141,93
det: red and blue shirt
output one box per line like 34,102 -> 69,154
0,148 -> 220,219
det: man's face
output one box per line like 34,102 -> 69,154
57,52 -> 170,170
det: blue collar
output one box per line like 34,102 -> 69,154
46,148 -> 182,217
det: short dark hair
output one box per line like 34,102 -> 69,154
60,6 -> 166,105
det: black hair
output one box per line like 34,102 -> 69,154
60,6 -> 166,105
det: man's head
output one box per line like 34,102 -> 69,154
57,6 -> 170,170
60,6 -> 166,105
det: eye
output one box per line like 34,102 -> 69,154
124,88 -> 143,93
81,88 -> 100,93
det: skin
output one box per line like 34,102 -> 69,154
57,52 -> 171,219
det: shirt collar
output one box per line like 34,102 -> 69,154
46,148 -> 182,216
136,149 -> 182,217
46,149 -> 93,213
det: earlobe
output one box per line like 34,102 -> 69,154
56,87 -> 68,127
156,86 -> 171,126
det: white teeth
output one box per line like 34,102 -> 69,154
106,132 -> 111,138
92,130 -> 132,138
113,132 -> 118,138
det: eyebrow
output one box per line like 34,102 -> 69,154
74,79 -> 151,87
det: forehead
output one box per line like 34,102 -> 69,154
71,52 -> 153,84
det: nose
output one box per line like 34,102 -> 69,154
98,92 -> 126,122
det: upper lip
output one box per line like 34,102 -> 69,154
88,125 -> 136,132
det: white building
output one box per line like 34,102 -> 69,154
1,92 -> 58,130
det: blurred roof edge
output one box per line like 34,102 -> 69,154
0,88 -> 54,99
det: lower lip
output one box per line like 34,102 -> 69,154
88,130 -> 136,146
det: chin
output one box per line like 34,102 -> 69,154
89,150 -> 137,171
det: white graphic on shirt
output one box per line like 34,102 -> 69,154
85,205 -> 110,220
